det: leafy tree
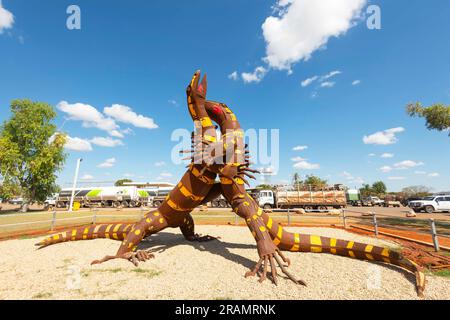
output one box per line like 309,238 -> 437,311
292,173 -> 302,187
303,175 -> 327,189
256,184 -> 274,190
0,100 -> 66,212
406,102 -> 450,135
372,181 -> 387,195
115,179 -> 133,186
359,184 -> 373,197
401,185 -> 431,198
0,180 -> 20,200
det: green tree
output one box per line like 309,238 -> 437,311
292,172 -> 302,188
0,100 -> 66,212
406,102 -> 450,135
256,184 -> 274,190
303,175 -> 327,189
371,181 -> 387,196
115,179 -> 133,186
359,184 -> 373,197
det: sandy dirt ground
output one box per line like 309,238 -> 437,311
0,225 -> 449,300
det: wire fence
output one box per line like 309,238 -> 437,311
0,207 -> 449,252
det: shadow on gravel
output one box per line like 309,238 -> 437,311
135,231 -> 419,291
137,231 -> 258,270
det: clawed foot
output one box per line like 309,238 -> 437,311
245,249 -> 306,286
91,250 -> 155,267
186,233 -> 221,242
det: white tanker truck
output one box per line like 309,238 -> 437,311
51,186 -> 151,208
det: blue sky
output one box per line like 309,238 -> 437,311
0,0 -> 449,192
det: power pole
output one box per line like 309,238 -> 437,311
68,158 -> 82,212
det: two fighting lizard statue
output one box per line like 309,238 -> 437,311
37,71 -> 426,297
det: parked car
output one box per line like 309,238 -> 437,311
408,195 -> 450,213
8,197 -> 24,205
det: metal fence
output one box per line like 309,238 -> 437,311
341,209 -> 450,252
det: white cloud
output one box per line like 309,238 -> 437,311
301,75 -> 318,87
64,136 -> 93,152
123,173 -> 135,178
104,104 -> 158,129
302,71 -> 341,88
241,66 -> 268,83
293,160 -> 320,170
393,160 -> 424,170
80,174 -> 94,180
0,2 -> 14,34
320,81 -> 335,88
414,171 -> 426,175
352,80 -> 361,85
291,156 -> 307,162
262,0 -> 366,71
90,136 -> 124,147
381,153 -> 394,158
350,177 -> 364,184
428,173 -> 440,177
228,71 -> 239,81
379,166 -> 392,173
341,171 -> 354,179
260,167 -> 277,176
154,161 -> 166,167
293,145 -> 308,151
320,70 -> 341,81
109,130 -> 124,138
363,127 -> 405,145
368,153 -> 376,157
57,101 -> 119,136
168,99 -> 178,106
160,172 -> 172,177
97,158 -> 116,168
388,176 -> 405,181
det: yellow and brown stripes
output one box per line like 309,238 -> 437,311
35,223 -> 134,248
189,164 -> 216,185
118,211 -> 168,253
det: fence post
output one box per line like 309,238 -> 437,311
92,208 -> 97,225
50,210 -> 56,231
342,209 -> 347,229
372,212 -> 378,237
429,218 -> 440,252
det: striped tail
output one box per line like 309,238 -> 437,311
260,211 -> 425,297
35,223 -> 134,249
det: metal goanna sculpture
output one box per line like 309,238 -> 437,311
37,71 -> 426,297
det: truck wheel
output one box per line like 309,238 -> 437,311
121,201 -> 129,208
129,201 -> 136,208
113,201 -> 121,208
425,205 -> 434,214
153,200 -> 161,208
219,200 -> 227,208
263,204 -> 272,210
318,206 -> 327,211
304,206 -> 313,211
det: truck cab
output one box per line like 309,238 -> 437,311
249,189 -> 275,209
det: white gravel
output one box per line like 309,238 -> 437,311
0,225 -> 449,300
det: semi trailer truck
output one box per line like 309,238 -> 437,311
247,186 -> 347,210
49,186 -> 151,208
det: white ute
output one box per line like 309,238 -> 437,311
408,195 -> 450,213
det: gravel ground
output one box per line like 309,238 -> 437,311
0,225 -> 449,300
